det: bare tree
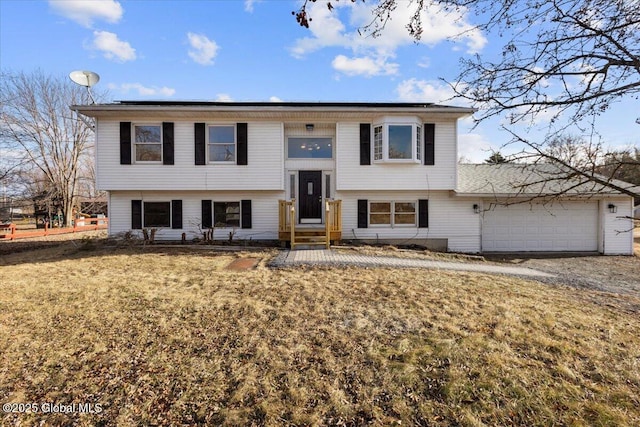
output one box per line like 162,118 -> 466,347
506,134 -> 639,199
0,70 -> 97,226
295,1 -> 640,200
296,1 -> 639,126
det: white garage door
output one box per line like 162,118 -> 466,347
482,201 -> 598,252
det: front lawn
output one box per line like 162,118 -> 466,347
1,245 -> 639,426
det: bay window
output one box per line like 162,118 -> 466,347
372,118 -> 423,163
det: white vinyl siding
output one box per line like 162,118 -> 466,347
108,191 -> 281,241
96,120 -> 283,191
338,190 -> 481,253
336,121 -> 457,191
600,197 -> 634,254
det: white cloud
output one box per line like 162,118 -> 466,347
417,57 -> 431,69
49,0 -> 123,27
332,55 -> 398,77
244,0 -> 261,13
269,96 -> 283,102
187,33 -> 219,65
290,4 -> 347,59
524,66 -> 550,88
88,31 -> 136,62
216,94 -> 233,102
458,132 -> 496,163
109,83 -> 175,97
395,78 -> 460,104
290,1 -> 487,76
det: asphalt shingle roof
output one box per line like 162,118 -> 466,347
457,163 -> 637,196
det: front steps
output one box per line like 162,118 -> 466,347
291,227 -> 328,249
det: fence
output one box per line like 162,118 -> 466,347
0,218 -> 108,241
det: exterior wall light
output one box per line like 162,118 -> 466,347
608,203 -> 617,213
473,204 -> 480,214
306,124 -> 314,132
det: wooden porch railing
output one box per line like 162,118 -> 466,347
278,198 -> 295,234
326,199 -> 342,237
278,199 -> 341,249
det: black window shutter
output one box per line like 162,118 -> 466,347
120,122 -> 132,165
418,199 -> 429,228
201,200 -> 212,228
131,200 -> 142,229
357,199 -> 368,228
163,122 -> 174,165
241,199 -> 252,229
424,123 -> 435,166
195,123 -> 206,165
237,123 -> 248,165
171,200 -> 182,229
359,123 -> 371,165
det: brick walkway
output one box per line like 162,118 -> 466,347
274,249 -> 554,278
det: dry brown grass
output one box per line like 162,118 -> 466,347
1,243 -> 639,426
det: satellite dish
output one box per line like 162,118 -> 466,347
69,70 -> 100,87
69,70 -> 100,104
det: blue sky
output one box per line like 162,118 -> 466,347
1,0 -> 638,162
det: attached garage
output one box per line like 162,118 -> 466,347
482,200 -> 599,252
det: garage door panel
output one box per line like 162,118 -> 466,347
482,201 -> 598,252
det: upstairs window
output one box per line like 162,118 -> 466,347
373,125 -> 383,161
388,125 -> 413,159
134,125 -> 162,162
372,119 -> 423,163
209,125 -> 236,163
287,137 -> 333,159
416,125 -> 422,162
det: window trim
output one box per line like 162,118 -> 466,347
208,124 -> 237,164
368,200 -> 417,228
133,123 -> 163,164
372,118 -> 423,164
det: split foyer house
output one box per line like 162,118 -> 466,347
73,101 -> 635,255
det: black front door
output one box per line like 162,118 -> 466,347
299,171 -> 322,223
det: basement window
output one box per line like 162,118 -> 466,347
214,202 -> 240,227
143,202 -> 170,227
369,201 -> 417,227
